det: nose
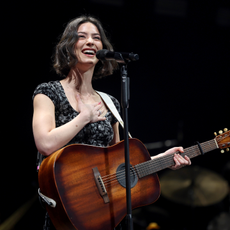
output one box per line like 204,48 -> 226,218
86,36 -> 94,46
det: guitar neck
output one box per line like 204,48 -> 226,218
135,139 -> 218,178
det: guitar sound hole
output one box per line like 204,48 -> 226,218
116,163 -> 138,188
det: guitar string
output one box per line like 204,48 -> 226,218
104,139 -> 219,185
102,145 -> 191,182
102,149 -> 193,186
102,151 -> 178,184
102,167 -> 137,185
103,150 -> 196,186
104,147 -> 200,188
103,152 -> 200,188
102,144 -> 199,182
102,146 -> 207,183
102,144 -> 205,185
102,141 -> 216,187
133,141 -> 216,178
104,141 -> 215,185
130,141 -> 216,177
104,141 -> 221,188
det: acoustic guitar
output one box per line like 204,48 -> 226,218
38,129 -> 230,230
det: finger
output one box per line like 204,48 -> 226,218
170,160 -> 179,170
176,154 -> 191,167
94,101 -> 102,107
177,147 -> 184,153
98,110 -> 102,116
97,116 -> 106,121
169,155 -> 180,170
179,154 -> 190,164
170,154 -> 190,170
174,154 -> 182,165
169,155 -> 181,170
94,104 -> 103,113
171,147 -> 184,153
99,108 -> 104,114
164,146 -> 184,155
176,154 -> 188,164
184,155 -> 191,165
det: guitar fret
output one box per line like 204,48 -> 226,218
136,139 -> 218,178
37,131 -> 230,230
201,140 -> 217,153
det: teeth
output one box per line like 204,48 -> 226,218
83,50 -> 95,54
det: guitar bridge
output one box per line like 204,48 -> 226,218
92,167 -> 110,204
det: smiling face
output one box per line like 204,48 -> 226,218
75,22 -> 103,70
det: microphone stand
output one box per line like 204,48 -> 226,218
120,58 -> 133,230
98,50 -> 139,230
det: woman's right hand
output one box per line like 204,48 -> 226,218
76,93 -> 106,123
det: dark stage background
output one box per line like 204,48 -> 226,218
2,0 -> 230,229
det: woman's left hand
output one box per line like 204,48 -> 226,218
163,147 -> 191,170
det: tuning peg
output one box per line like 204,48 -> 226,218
224,128 -> 228,132
226,148 -> 229,152
219,130 -> 223,135
221,150 -> 225,154
214,132 -> 217,136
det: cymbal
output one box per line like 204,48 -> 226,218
159,166 -> 229,207
207,212 -> 230,230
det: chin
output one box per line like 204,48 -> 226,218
76,61 -> 96,70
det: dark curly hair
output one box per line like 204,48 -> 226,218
53,15 -> 118,80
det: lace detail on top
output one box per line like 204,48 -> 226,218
32,81 -> 120,147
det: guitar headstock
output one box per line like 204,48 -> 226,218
214,128 -> 230,153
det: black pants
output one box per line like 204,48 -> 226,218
43,212 -> 125,230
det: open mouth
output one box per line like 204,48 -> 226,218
82,49 -> 96,56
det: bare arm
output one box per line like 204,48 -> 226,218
110,122 -> 120,146
32,93 -> 106,156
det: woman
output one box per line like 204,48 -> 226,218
32,15 -> 191,230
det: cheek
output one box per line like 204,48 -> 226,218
74,48 -> 83,61
97,41 -> 103,50
74,50 -> 81,61
74,41 -> 83,54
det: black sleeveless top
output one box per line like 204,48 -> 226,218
32,81 -> 120,147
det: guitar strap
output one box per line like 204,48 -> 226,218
37,91 -> 131,171
37,91 -> 131,230
96,91 -> 132,138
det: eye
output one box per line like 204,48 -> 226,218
94,36 -> 101,40
79,35 -> 86,38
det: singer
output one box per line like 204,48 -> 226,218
32,15 -> 191,230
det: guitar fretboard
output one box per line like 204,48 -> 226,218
135,139 -> 218,178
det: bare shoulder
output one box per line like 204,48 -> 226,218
33,94 -> 54,111
33,94 -> 55,128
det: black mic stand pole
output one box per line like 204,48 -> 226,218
120,59 -> 133,230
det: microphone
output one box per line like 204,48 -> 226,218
96,49 -> 139,63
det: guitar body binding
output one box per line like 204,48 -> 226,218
38,138 -> 161,230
